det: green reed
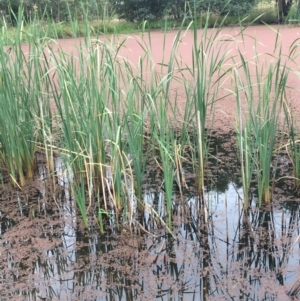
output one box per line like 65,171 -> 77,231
123,88 -> 147,213
191,10 -> 232,196
52,39 -> 112,191
0,8 -> 53,187
254,62 -> 288,204
234,69 -> 255,208
283,100 -> 300,189
49,29 -> 123,222
1,4 -> 298,229
71,179 -> 88,228
49,11 -> 145,224
155,111 -> 176,228
235,49 -> 288,205
109,126 -> 133,217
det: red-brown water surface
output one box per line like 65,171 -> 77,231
51,25 -> 300,131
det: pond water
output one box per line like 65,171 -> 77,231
0,161 -> 299,301
1,133 -> 300,301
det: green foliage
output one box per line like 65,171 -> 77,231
113,0 -> 170,21
0,0 -> 102,23
0,0 -> 278,26
276,0 -> 300,22
112,0 -> 258,21
200,0 -> 256,16
287,1 -> 300,20
0,3 -> 297,227
166,0 -> 188,19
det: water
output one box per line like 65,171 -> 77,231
0,175 -> 299,301
0,144 -> 300,301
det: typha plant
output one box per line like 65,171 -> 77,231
123,81 -> 147,213
155,122 -> 176,229
50,9 -> 139,222
0,7 -> 52,186
49,37 -> 117,228
283,100 -> 300,189
190,9 -> 232,196
71,178 -> 88,228
234,67 -> 255,208
282,36 -> 300,190
253,60 -> 288,204
108,126 -> 127,215
51,38 -> 113,194
235,49 -> 288,204
121,17 -> 193,214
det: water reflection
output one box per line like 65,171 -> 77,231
0,183 -> 300,300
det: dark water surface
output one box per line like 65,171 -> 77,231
0,175 -> 299,301
0,138 -> 300,301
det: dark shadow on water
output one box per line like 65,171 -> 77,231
0,190 -> 299,300
0,134 -> 300,300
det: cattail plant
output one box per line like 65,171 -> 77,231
283,100 -> 300,189
234,68 -> 255,208
235,50 -> 288,204
0,8 -> 51,187
191,10 -> 232,196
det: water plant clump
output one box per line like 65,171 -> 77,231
234,49 -> 289,206
1,4 -> 300,301
0,13 -> 54,187
281,98 -> 300,190
0,6 -> 299,231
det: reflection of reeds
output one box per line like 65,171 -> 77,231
6,191 -> 299,300
289,276 -> 300,298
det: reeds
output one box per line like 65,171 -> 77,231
253,58 -> 288,204
235,92 -> 255,208
0,5 -> 298,228
234,48 -> 288,205
283,99 -> 300,189
191,10 -> 232,196
0,8 -> 54,187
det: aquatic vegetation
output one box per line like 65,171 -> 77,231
1,5 -> 300,301
234,46 -> 289,205
283,98 -> 300,190
0,5 -> 299,229
0,12 -> 53,187
191,12 -> 232,196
